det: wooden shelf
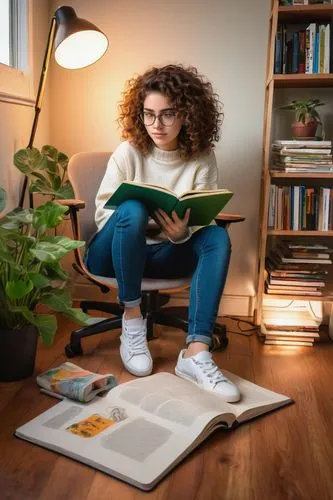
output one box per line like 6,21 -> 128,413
255,0 -> 333,326
263,292 -> 333,302
273,74 -> 333,88
278,5 -> 333,23
270,172 -> 333,179
268,230 -> 333,236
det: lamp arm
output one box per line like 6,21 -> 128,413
19,15 -> 57,209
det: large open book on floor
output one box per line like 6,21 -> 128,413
15,371 -> 292,491
104,181 -> 233,226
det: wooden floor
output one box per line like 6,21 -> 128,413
1,315 -> 333,500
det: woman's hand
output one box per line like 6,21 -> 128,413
154,208 -> 191,242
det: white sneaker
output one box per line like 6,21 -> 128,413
175,349 -> 241,403
120,315 -> 153,377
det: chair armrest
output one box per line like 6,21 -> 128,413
56,199 -> 86,209
215,213 -> 245,226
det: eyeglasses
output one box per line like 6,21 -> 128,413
140,110 -> 178,127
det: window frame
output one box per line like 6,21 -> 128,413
0,0 -> 34,107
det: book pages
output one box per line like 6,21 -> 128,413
16,372 -> 291,490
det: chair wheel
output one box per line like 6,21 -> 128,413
65,343 -> 83,358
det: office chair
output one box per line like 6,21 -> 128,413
61,152 -> 244,357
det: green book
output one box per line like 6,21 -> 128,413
104,181 -> 233,226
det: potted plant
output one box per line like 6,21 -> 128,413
0,187 -> 90,382
278,98 -> 325,139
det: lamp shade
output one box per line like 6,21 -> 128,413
54,6 -> 108,69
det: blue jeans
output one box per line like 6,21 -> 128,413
86,200 -> 231,347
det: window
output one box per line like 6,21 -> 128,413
0,0 -> 10,66
0,0 -> 34,105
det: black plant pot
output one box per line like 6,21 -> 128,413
0,325 -> 38,382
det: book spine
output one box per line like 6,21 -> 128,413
292,32 -> 300,73
313,30 -> 319,74
282,25 -> 288,73
324,24 -> 330,73
330,21 -> 333,73
319,25 -> 326,73
294,186 -> 300,230
298,30 -> 306,73
274,26 -> 282,74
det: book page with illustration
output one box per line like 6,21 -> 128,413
16,372 -> 291,490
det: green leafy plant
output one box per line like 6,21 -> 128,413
14,145 -> 74,200
0,188 -> 89,346
278,98 -> 325,125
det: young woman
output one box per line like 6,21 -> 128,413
86,64 -> 240,402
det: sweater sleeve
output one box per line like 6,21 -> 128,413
193,150 -> 218,190
94,144 -> 130,231
169,150 -> 218,245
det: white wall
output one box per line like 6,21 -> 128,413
0,0 -> 51,212
49,0 -> 270,315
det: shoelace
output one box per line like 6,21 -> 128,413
123,329 -> 149,356
194,359 -> 229,387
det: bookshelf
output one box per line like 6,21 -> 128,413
255,0 -> 333,328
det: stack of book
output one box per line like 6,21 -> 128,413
271,140 -> 333,173
266,241 -> 331,297
261,309 -> 321,347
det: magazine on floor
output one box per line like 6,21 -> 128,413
36,362 -> 117,403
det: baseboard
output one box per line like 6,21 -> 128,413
218,294 -> 255,317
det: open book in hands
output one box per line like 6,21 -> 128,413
17,371 -> 292,490
104,181 -> 233,226
36,362 -> 118,403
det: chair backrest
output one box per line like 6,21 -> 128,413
68,152 -> 111,243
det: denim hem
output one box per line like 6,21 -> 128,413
123,297 -> 142,307
186,334 -> 212,347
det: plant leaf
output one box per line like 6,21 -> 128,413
40,155 -> 58,174
2,208 -> 33,226
41,145 -> 58,161
30,237 -> 85,262
57,152 -> 69,170
0,187 -> 7,212
32,202 -> 67,232
44,261 -> 69,280
30,181 -> 57,197
14,148 -> 42,175
41,290 -> 90,325
54,182 -> 75,199
28,272 -> 50,288
20,309 -> 57,346
6,279 -> 34,299
41,145 -> 69,172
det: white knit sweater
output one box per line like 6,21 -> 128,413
95,141 -> 218,244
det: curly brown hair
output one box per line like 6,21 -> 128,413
118,64 -> 223,160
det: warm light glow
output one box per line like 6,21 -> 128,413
55,30 -> 108,69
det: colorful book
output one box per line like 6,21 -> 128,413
104,181 -> 233,226
36,362 -> 118,403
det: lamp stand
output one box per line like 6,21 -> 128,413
18,16 -> 57,209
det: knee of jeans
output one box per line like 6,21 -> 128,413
117,199 -> 149,226
206,225 -> 231,254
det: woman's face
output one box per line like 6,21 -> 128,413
142,92 -> 183,151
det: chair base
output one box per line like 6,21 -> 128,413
65,291 -> 228,358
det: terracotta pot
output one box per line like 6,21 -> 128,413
0,325 -> 38,381
291,120 -> 318,139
